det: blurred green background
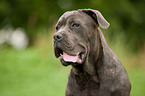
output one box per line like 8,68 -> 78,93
0,0 -> 145,96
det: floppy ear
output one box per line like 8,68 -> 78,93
78,9 -> 110,29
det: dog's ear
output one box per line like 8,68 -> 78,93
78,9 -> 110,29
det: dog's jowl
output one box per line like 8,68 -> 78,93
53,9 -> 131,96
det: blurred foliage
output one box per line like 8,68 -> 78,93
0,0 -> 145,50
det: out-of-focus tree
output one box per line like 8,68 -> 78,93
0,0 -> 144,50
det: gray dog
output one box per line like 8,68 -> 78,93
53,9 -> 131,96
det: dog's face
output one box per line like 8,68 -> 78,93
53,11 -> 95,66
53,9 -> 109,67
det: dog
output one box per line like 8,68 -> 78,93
53,9 -> 131,96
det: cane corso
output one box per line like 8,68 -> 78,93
53,9 -> 131,96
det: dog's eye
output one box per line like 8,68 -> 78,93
56,25 -> 59,31
71,23 -> 80,28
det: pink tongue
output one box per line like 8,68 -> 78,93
63,52 -> 78,62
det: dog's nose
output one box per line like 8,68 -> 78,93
53,33 -> 63,41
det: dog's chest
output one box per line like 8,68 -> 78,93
66,73 -> 100,96
75,74 -> 100,91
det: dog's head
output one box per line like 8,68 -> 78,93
53,9 -> 109,67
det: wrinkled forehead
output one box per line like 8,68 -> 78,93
57,11 -> 89,23
62,11 -> 78,18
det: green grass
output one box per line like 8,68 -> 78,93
0,48 -> 69,96
129,68 -> 145,96
0,47 -> 145,96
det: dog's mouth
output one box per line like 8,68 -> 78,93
55,48 -> 85,64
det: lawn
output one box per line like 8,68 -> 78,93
0,47 -> 145,96
0,48 -> 69,96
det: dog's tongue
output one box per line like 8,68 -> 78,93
63,52 -> 78,62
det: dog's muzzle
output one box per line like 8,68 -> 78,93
53,33 -> 86,65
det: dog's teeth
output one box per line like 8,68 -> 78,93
79,59 -> 82,62
82,54 -> 84,59
77,58 -> 82,64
